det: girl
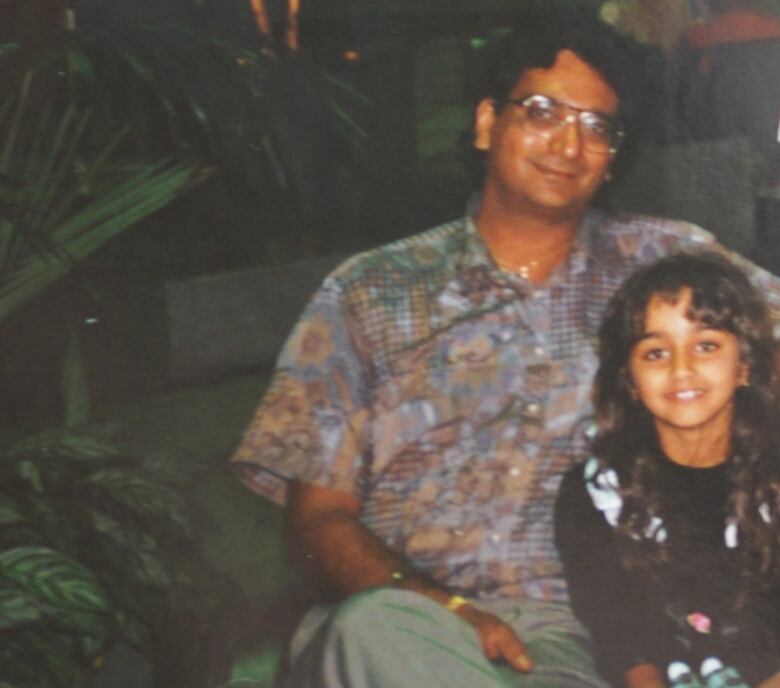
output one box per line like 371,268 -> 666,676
555,252 -> 780,688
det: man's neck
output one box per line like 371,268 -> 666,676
475,198 -> 583,284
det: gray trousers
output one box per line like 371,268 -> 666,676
282,589 -> 611,688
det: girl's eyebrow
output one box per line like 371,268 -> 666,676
634,331 -> 660,342
691,321 -> 723,332
636,323 -> 724,341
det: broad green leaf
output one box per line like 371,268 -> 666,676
85,470 -> 190,532
7,628 -> 88,687
16,459 -> 43,493
0,494 -> 22,525
0,546 -> 108,613
92,513 -> 172,588
91,511 -> 133,544
54,607 -> 108,645
0,587 -> 43,628
134,547 -> 172,588
113,608 -> 151,650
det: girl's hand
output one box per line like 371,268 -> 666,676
625,663 -> 665,688
454,604 -> 534,672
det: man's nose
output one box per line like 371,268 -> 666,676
550,115 -> 583,159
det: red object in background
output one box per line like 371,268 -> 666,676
685,8 -> 780,49
681,7 -> 780,73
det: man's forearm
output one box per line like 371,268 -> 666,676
286,480 -> 533,672
288,488 -> 449,603
287,480 -> 446,599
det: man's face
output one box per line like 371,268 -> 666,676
474,49 -> 619,221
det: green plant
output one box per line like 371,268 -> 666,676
0,427 -> 247,688
65,19 -> 373,263
0,64 -> 210,323
0,39 -> 213,426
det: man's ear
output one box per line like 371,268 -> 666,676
474,98 -> 497,151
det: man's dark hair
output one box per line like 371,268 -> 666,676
479,5 -> 653,145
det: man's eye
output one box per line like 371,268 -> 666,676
526,103 -> 557,122
695,341 -> 720,353
581,115 -> 612,137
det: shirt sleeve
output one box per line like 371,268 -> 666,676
230,273 -> 373,505
554,464 -> 664,685
708,245 -> 780,338
668,220 -> 780,336
612,215 -> 780,337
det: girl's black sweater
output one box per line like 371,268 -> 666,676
555,454 -> 780,687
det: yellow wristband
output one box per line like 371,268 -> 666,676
390,570 -> 405,586
445,595 -> 470,612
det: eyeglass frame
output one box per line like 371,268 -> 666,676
496,93 -> 624,155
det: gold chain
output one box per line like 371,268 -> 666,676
493,239 -> 573,279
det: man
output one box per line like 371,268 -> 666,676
232,7 -> 780,687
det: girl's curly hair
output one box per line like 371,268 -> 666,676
594,251 -> 780,586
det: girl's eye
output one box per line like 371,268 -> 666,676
695,340 -> 720,353
641,348 -> 667,362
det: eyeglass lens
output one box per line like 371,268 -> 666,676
520,96 -> 620,153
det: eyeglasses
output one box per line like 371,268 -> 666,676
500,94 -> 624,154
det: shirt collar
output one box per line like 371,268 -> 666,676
456,208 -> 605,285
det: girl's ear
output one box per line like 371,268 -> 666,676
739,361 -> 750,387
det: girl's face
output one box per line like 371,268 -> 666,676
628,288 -> 749,465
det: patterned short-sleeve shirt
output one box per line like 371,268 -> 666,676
232,209 -> 780,603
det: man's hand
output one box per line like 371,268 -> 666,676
288,481 -> 534,673
455,604 -> 533,672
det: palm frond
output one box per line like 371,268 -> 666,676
0,68 -> 210,323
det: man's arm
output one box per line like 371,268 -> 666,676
287,480 -> 533,672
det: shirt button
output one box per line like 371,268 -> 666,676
532,291 -> 544,299
526,402 -> 541,416
490,533 -> 502,543
509,467 -> 521,477
533,346 -> 545,357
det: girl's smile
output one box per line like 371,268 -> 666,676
628,288 -> 749,467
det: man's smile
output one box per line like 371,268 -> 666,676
533,160 -> 579,178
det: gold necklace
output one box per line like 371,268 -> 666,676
493,239 -> 573,279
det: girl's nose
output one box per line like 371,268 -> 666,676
671,350 -> 694,378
